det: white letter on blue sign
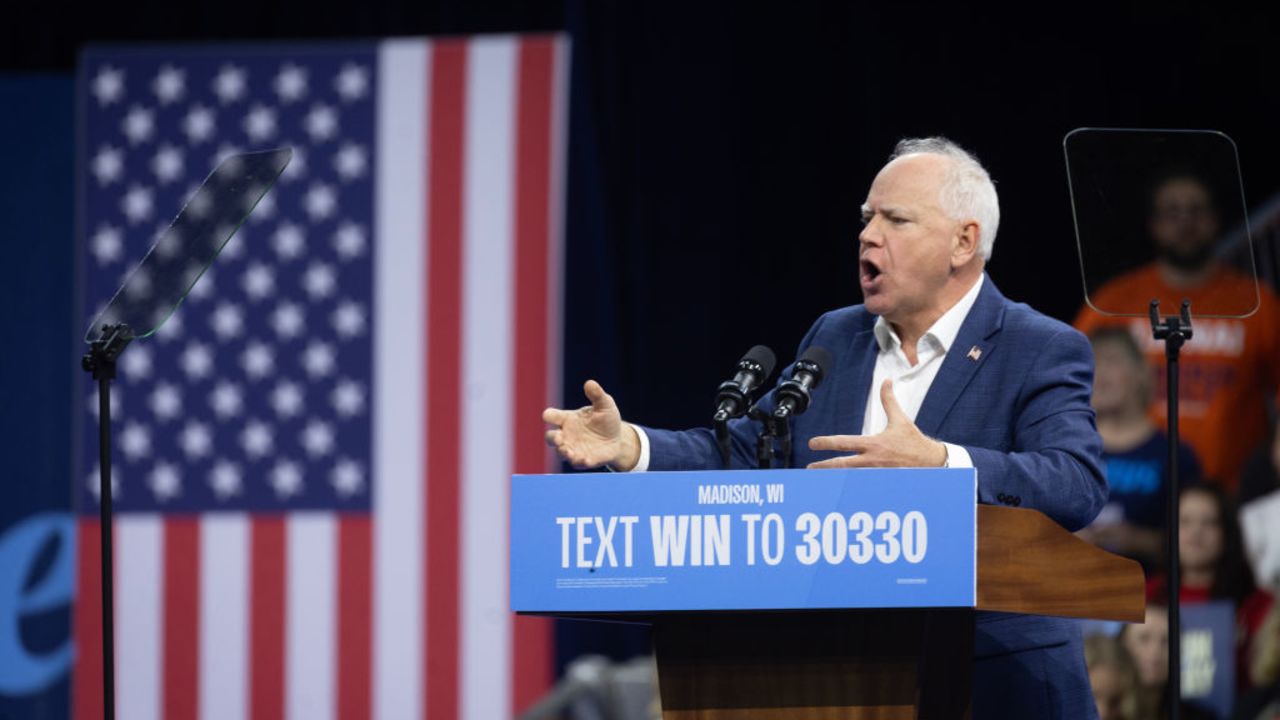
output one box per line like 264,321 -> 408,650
650,515 -> 690,567
620,516 -> 638,566
704,515 -> 731,566
741,514 -> 760,565
762,513 -> 785,566
556,517 -> 574,568
593,516 -> 618,568
576,516 -> 594,568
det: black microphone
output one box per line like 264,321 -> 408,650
773,346 -> 833,419
713,345 -> 777,422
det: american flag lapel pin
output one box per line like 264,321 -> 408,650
966,346 -> 982,362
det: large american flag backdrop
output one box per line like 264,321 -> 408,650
76,35 -> 567,720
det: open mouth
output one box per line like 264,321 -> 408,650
860,258 -> 883,283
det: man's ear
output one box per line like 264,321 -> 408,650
952,220 -> 981,268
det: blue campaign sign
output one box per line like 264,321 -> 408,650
511,467 -> 977,613
1181,601 -> 1234,719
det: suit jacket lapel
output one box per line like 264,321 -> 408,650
830,318 -> 879,435
914,276 -> 1006,437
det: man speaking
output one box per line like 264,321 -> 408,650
543,137 -> 1109,718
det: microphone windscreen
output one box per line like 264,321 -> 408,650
743,344 -> 777,378
798,345 -> 834,385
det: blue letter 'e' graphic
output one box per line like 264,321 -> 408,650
0,513 -> 74,695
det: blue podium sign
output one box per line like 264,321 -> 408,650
511,467 -> 977,613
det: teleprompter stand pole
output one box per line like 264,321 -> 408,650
1150,299 -> 1191,720
81,323 -> 132,720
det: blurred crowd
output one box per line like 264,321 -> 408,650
1076,170 -> 1280,719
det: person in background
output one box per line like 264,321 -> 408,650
1149,483 -> 1276,691
1120,605 -> 1217,720
1122,605 -> 1171,720
1074,170 -> 1280,491
1079,327 -> 1201,569
1085,632 -> 1141,720
1233,601 -> 1280,719
1239,421 -> 1280,508
1239,422 -> 1280,600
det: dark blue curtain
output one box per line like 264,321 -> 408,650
0,75 -> 75,720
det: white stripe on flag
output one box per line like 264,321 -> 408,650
117,516 -> 162,720
460,35 -> 517,720
286,514 -> 336,720
199,514 -> 249,720
548,37 -> 570,413
373,38 -> 427,720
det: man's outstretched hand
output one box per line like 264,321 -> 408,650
806,379 -> 947,469
543,380 -> 641,471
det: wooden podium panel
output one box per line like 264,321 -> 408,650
655,610 -> 973,720
649,506 -> 1143,719
976,505 -> 1145,622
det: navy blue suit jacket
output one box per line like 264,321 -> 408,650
643,277 -> 1108,719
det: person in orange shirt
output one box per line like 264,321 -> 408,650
1075,171 -> 1280,490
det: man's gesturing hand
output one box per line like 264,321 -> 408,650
806,379 -> 947,469
543,380 -> 641,471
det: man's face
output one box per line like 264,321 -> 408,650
1149,176 -> 1219,272
1091,338 -> 1149,415
858,155 -> 961,323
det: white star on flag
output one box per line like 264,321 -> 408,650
272,222 -> 306,260
212,64 -> 248,104
274,63 -> 308,103
120,184 -> 155,224
333,142 -> 367,181
208,460 -> 242,499
302,262 -> 336,299
333,221 -> 367,258
121,105 -> 156,145
270,459 -> 303,498
151,144 -> 185,184
304,103 -> 338,142
148,461 -> 182,501
92,65 -> 125,106
90,224 -> 125,264
330,458 -> 364,497
334,63 -> 369,101
243,104 -> 278,142
208,381 -> 243,419
92,146 -> 125,185
182,105 -> 217,144
152,65 -> 186,104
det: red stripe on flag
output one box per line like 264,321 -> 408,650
337,516 -> 372,720
73,520 -> 104,720
425,39 -> 468,720
249,517 -> 286,720
510,34 -> 558,715
162,518 -> 200,720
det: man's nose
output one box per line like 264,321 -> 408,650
858,220 -> 881,248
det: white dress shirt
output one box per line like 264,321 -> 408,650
627,274 -> 985,471
863,274 -> 984,468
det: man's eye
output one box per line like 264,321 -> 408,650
888,216 -> 907,224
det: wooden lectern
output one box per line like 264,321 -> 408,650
651,506 -> 1144,719
511,469 -> 1145,719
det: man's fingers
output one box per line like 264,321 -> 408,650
544,429 -> 561,447
808,434 -> 868,453
542,407 -> 569,425
807,454 -> 870,470
880,378 -> 908,424
583,379 -> 616,411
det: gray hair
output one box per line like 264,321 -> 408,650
889,136 -> 1000,261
